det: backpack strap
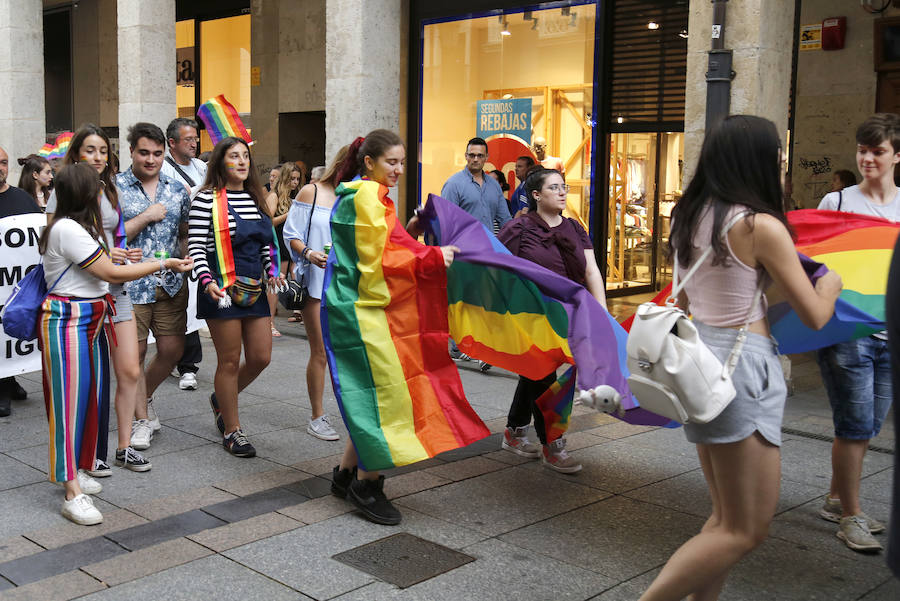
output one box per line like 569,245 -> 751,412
670,210 -> 749,301
837,189 -> 843,211
47,263 -> 73,294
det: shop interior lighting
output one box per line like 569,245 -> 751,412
532,18 -> 539,30
561,7 -> 571,16
678,28 -> 689,39
616,116 -> 625,124
499,15 -> 511,36
647,21 -> 660,30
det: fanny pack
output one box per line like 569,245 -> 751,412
228,276 -> 263,307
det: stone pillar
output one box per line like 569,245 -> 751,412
250,0 -> 280,170
0,0 -> 45,183
117,0 -> 176,169
325,0 -> 404,162
683,0 -> 794,183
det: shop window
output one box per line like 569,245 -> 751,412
420,4 -> 596,232
607,132 -> 682,291
198,14 -> 251,151
176,20 -> 196,120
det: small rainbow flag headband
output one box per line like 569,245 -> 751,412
38,131 -> 74,159
209,189 -> 280,290
197,95 -> 252,146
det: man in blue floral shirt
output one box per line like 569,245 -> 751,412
118,122 -> 191,449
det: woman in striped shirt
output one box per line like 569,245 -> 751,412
188,137 -> 284,458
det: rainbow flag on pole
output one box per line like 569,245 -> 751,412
197,95 -> 252,146
768,209 -> 899,354
38,131 -> 74,160
321,181 -> 490,471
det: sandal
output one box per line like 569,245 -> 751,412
271,325 -> 282,337
287,312 -> 303,323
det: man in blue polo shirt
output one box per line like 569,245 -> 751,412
441,138 -> 511,372
441,137 -> 511,232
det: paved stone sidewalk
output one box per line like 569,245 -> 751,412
0,315 -> 896,600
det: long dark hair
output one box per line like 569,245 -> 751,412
64,124 -> 119,209
335,129 -> 405,183
39,164 -> 105,254
670,115 -> 789,267
17,154 -> 51,202
201,137 -> 269,216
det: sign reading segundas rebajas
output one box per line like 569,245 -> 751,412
476,99 -> 532,144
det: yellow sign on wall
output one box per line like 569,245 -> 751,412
800,24 -> 822,51
250,66 -> 260,87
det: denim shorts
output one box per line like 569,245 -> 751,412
816,336 -> 893,440
110,283 -> 132,324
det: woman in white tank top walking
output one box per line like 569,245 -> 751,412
640,115 -> 843,601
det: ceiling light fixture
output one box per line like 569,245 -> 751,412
501,21 -> 511,36
616,116 -> 625,124
562,7 -> 571,17
678,28 -> 689,39
647,21 -> 660,30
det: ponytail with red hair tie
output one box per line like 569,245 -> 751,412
336,136 -> 365,183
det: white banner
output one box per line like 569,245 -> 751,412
0,214 -> 46,378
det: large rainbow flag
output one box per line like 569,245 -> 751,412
197,95 -> 252,146
321,181 -> 490,471
419,194 -> 672,428
768,209 -> 898,354
37,131 -> 74,160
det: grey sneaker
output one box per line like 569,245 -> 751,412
130,419 -> 153,450
307,415 -> 340,441
819,496 -> 885,534
501,426 -> 541,458
146,397 -> 161,431
837,515 -> 883,552
541,438 -> 582,473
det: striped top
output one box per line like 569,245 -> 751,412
188,189 -> 273,287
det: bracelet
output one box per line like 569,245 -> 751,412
301,247 -> 311,259
158,258 -> 166,271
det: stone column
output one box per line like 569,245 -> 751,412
325,0 -> 404,166
117,0 -> 176,169
250,0 -> 280,170
683,0 -> 794,183
0,0 -> 45,183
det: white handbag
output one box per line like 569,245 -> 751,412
626,212 -> 763,424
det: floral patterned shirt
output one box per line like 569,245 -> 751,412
117,168 -> 191,304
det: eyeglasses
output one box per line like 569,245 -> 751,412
546,184 -> 570,193
181,137 -> 200,144
465,153 -> 486,159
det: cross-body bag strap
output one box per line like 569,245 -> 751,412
670,211 -> 765,377
299,185 -> 318,285
165,156 -> 196,188
47,262 -> 73,293
837,189 -> 843,211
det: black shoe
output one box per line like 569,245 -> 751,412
331,465 -> 357,498
209,393 -> 225,435
115,446 -> 152,472
0,396 -> 10,417
223,429 -> 256,458
10,379 -> 26,401
348,476 -> 402,525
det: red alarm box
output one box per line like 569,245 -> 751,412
822,16 -> 846,51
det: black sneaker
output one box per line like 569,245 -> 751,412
223,429 -> 256,458
115,446 -> 152,472
87,459 -> 113,477
331,465 -> 357,498
348,476 -> 402,525
0,396 -> 10,417
209,393 -> 225,435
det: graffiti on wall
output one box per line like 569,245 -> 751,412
798,156 -> 832,175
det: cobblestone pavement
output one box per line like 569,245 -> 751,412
0,314 -> 896,600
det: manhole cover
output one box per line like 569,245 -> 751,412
332,533 -> 475,588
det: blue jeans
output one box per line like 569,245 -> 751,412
816,336 -> 893,440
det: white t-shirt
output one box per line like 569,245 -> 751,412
818,185 -> 900,222
43,218 -> 109,298
161,153 -> 207,197
46,189 -> 119,250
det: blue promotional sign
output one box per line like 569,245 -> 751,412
476,98 -> 532,145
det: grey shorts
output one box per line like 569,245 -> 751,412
683,321 -> 786,447
110,283 -> 132,324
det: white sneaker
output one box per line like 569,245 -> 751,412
146,397 -> 161,431
55,470 -> 103,495
61,493 -> 103,525
170,367 -> 180,378
131,419 -> 153,450
179,372 -> 198,391
307,415 -> 340,441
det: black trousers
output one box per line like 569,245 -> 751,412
177,331 -> 202,374
506,372 -> 556,445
